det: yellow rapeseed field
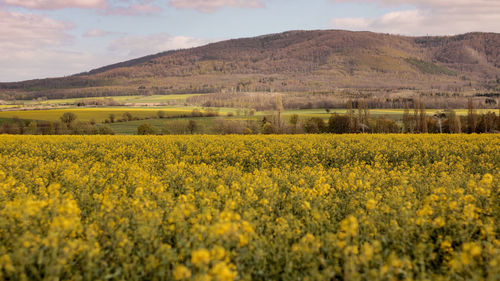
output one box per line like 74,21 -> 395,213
0,134 -> 499,280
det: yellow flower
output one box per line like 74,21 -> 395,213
238,234 -> 249,247
440,241 -> 451,250
463,243 -> 482,257
210,262 -> 237,281
340,215 -> 358,237
480,173 -> 493,186
433,217 -> 445,228
210,246 -> 226,261
362,242 -> 374,262
173,265 -> 191,280
191,249 -> 211,266
460,252 -> 471,265
301,201 -> 311,210
0,255 -> 15,273
365,199 -> 377,210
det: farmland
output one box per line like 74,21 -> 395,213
0,107 -> 196,122
20,94 -> 206,106
0,106 -> 500,135
3,108 -> 328,122
1,89 -> 498,135
0,134 -> 499,280
0,107 -> 494,122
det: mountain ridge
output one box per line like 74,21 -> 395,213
1,29 -> 499,100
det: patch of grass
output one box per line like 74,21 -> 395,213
0,118 -> 15,125
22,94 -> 207,105
0,107 -> 194,122
109,117 -> 219,135
1,106 -> 495,134
405,57 -> 457,76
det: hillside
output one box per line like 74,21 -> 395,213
1,30 -> 500,100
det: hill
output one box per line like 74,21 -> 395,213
1,30 -> 499,100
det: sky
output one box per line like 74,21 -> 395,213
1,0 -> 499,82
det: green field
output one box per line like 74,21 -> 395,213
20,94 -> 207,105
0,105 -> 21,109
1,103 -> 497,135
1,107 -> 493,123
0,107 -> 202,122
108,117 -> 219,135
278,108 -> 497,121
282,108 -> 495,117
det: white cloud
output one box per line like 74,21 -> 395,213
0,6 -> 211,81
3,0 -> 107,9
2,0 -> 162,15
169,0 -> 265,13
105,1 -> 163,15
107,4 -> 161,15
108,33 -> 209,57
84,28 -> 112,37
0,9 -> 112,82
0,9 -> 72,47
330,0 -> 500,35
331,0 -> 500,10
1,33 -> 210,81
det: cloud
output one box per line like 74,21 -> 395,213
0,9 -> 72,47
108,33 -> 209,57
2,0 -> 107,10
107,3 -> 162,15
0,8 -> 118,82
0,6 -> 208,81
169,0 -> 265,13
331,0 -> 500,10
84,28 -> 113,37
0,8 -> 97,81
330,0 -> 500,35
2,0 -> 162,15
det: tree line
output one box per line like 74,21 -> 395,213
187,92 -> 499,111
1,99 -> 499,135
0,113 -> 115,135
287,99 -> 499,134
137,98 -> 500,135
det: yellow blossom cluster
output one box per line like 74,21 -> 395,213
0,134 -> 499,280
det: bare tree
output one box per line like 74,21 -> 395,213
61,112 -> 77,125
289,114 -> 299,134
403,101 -> 411,133
414,100 -> 420,133
419,99 -> 427,133
467,98 -> 477,133
347,99 -> 355,133
275,94 -> 284,132
433,111 -> 446,133
447,109 -> 461,133
363,101 -> 370,130
187,120 -> 197,134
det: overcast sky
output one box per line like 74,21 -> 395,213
1,0 -> 499,82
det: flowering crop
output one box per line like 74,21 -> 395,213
0,134 -> 499,280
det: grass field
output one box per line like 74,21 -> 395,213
281,108 -> 497,119
0,107 -> 201,122
0,105 -> 21,109
0,135 -> 498,280
109,117 -> 219,134
1,105 -> 498,134
20,94 -> 207,105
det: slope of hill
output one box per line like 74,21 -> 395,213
1,30 -> 499,100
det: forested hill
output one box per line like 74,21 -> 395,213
1,30 -> 500,100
